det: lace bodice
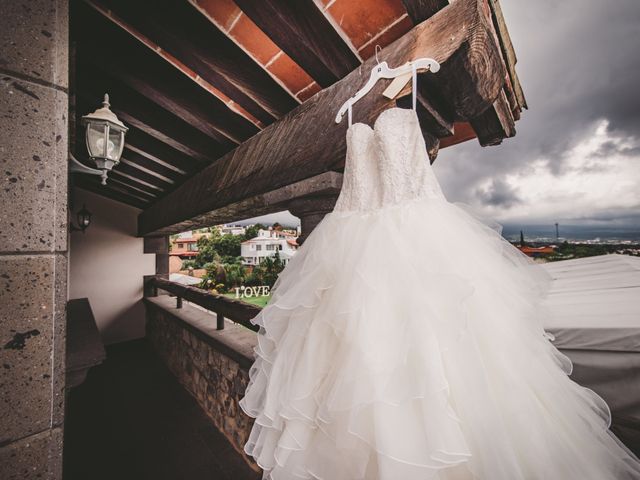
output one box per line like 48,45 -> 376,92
334,107 -> 445,212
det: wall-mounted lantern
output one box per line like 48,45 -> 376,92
70,204 -> 92,234
69,94 -> 128,185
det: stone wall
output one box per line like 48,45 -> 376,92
0,1 -> 69,478
145,298 -> 259,471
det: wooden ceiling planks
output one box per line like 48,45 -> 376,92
118,150 -> 183,185
123,130 -> 199,176
138,0 -> 508,236
73,1 -> 257,147
233,0 -> 361,87
69,0 -> 524,216
401,0 -> 450,24
401,0 -> 518,146
110,161 -> 173,192
74,175 -> 151,209
75,62 -> 227,163
109,170 -> 166,196
88,0 -> 298,123
75,94 -> 195,189
107,175 -> 159,201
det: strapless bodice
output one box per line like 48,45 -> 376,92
334,107 -> 445,212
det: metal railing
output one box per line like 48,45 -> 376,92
150,277 -> 261,332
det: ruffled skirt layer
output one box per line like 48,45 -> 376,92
239,197 -> 640,480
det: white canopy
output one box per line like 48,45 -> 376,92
541,254 -> 640,447
541,254 -> 640,351
169,273 -> 202,286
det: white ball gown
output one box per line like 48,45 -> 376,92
238,104 -> 640,479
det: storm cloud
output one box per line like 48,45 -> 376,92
434,0 -> 640,226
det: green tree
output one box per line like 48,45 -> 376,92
224,263 -> 246,289
181,259 -> 197,270
252,251 -> 285,287
243,223 -> 265,241
199,260 -> 226,291
195,231 -> 221,267
215,234 -> 242,258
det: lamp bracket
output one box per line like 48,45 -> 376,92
69,152 -> 109,185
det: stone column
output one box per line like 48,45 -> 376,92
0,1 -> 69,479
288,195 -> 339,245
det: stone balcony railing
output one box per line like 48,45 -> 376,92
144,280 -> 262,471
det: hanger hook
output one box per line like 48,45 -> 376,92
374,45 -> 382,65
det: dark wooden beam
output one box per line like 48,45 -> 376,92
74,176 -> 150,209
147,171 -> 342,235
139,0 -> 507,236
402,0 -> 517,143
107,175 -> 159,201
74,107 -> 186,186
396,81 -> 455,138
109,170 -> 165,195
124,130 -> 199,176
114,162 -> 172,192
76,66 -> 226,163
470,88 -> 515,146
401,0 -> 450,23
234,0 -> 360,87
120,149 -> 183,184
488,0 -> 526,109
117,160 -> 175,188
73,1 -> 258,146
76,93 -> 203,177
90,0 -> 297,122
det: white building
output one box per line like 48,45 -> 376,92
215,224 -> 246,236
241,228 -> 298,266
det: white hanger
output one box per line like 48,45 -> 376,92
335,53 -> 440,124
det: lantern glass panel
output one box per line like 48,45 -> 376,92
107,128 -> 122,161
86,122 -> 108,158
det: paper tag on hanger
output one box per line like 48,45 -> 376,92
383,72 -> 412,99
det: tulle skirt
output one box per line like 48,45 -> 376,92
238,196 -> 640,480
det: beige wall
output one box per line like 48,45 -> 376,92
70,187 -> 156,345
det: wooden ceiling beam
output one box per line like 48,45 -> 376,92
401,0 -> 516,145
74,106 -> 187,185
113,162 -> 172,191
123,130 -> 200,176
107,176 -> 159,201
74,176 -> 150,209
487,0 -> 526,109
77,43 -> 249,146
401,0 -> 450,23
139,0 -> 508,236
76,64 -> 227,163
234,0 -> 360,87
73,2 -> 258,146
109,170 -> 165,195
118,158 -> 176,186
470,88 -> 516,146
88,0 -> 297,123
119,150 -> 184,183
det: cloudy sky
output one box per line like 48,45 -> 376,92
434,0 -> 640,229
247,0 -> 640,230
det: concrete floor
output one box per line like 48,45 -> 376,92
63,338 -> 261,480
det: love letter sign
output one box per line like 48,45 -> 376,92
234,285 -> 271,298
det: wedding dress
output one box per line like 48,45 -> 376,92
239,71 -> 640,479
